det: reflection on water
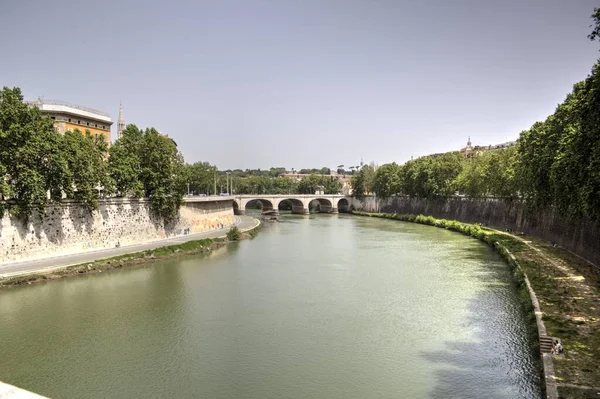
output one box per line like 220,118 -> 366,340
0,215 -> 541,398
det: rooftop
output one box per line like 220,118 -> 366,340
26,99 -> 112,123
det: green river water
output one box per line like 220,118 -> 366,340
0,214 -> 541,398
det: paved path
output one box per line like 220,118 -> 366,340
0,215 -> 259,278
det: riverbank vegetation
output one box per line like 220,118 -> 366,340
354,211 -> 600,397
0,223 -> 261,289
351,9 -> 600,225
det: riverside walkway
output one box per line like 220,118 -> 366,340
0,215 -> 259,278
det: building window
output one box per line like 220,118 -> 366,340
51,116 -> 55,120
95,123 -> 97,127
68,118 -> 71,122
78,120 -> 81,124
86,122 -> 89,126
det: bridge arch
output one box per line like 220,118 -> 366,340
308,198 -> 334,213
246,198 -> 274,212
276,198 -> 306,214
336,198 -> 350,213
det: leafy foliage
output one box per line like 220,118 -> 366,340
226,226 -> 242,241
62,129 -> 112,210
137,128 -> 187,221
351,163 -> 376,199
186,161 -> 217,195
0,87 -> 71,221
108,124 -> 144,197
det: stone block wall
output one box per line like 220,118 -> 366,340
352,196 -> 600,268
0,198 -> 235,264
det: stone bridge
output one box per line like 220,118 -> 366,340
233,194 -> 351,215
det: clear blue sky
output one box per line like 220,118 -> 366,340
1,0 -> 598,170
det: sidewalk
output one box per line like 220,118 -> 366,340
0,215 -> 259,278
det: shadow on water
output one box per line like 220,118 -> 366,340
420,270 -> 543,399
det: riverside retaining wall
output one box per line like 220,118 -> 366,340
352,196 -> 600,267
0,198 -> 234,263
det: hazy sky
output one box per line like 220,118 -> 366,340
1,1 -> 599,170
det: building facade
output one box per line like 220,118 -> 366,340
27,99 -> 113,143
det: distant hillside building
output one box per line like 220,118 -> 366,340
460,137 -> 515,158
26,98 -> 113,143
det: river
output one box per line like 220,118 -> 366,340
0,214 -> 541,398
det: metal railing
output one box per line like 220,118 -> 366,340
28,98 -> 110,117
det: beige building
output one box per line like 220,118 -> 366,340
27,99 -> 113,143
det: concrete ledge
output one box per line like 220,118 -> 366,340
506,248 -> 558,399
0,381 -> 47,398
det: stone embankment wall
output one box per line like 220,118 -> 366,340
0,198 -> 234,264
352,196 -> 600,267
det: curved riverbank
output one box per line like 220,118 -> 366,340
0,217 -> 261,289
353,211 -> 600,398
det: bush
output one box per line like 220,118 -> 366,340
226,226 -> 242,241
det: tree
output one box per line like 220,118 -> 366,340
298,174 -> 323,194
351,164 -> 376,199
0,87 -> 71,221
139,128 -> 187,221
588,7 -> 600,44
62,129 -> 112,210
454,154 -> 487,197
324,177 -> 342,194
268,167 -> 286,177
187,161 -> 217,195
372,162 -> 401,199
109,124 -> 144,197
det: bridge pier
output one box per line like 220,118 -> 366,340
319,204 -> 332,213
331,207 -> 339,214
291,205 -> 304,214
235,209 -> 246,216
302,207 -> 310,215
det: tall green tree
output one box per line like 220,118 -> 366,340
187,161 -> 217,195
351,164 -> 376,199
139,128 -> 187,221
62,129 -> 112,210
372,162 -> 401,199
0,87 -> 70,221
108,124 -> 144,197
